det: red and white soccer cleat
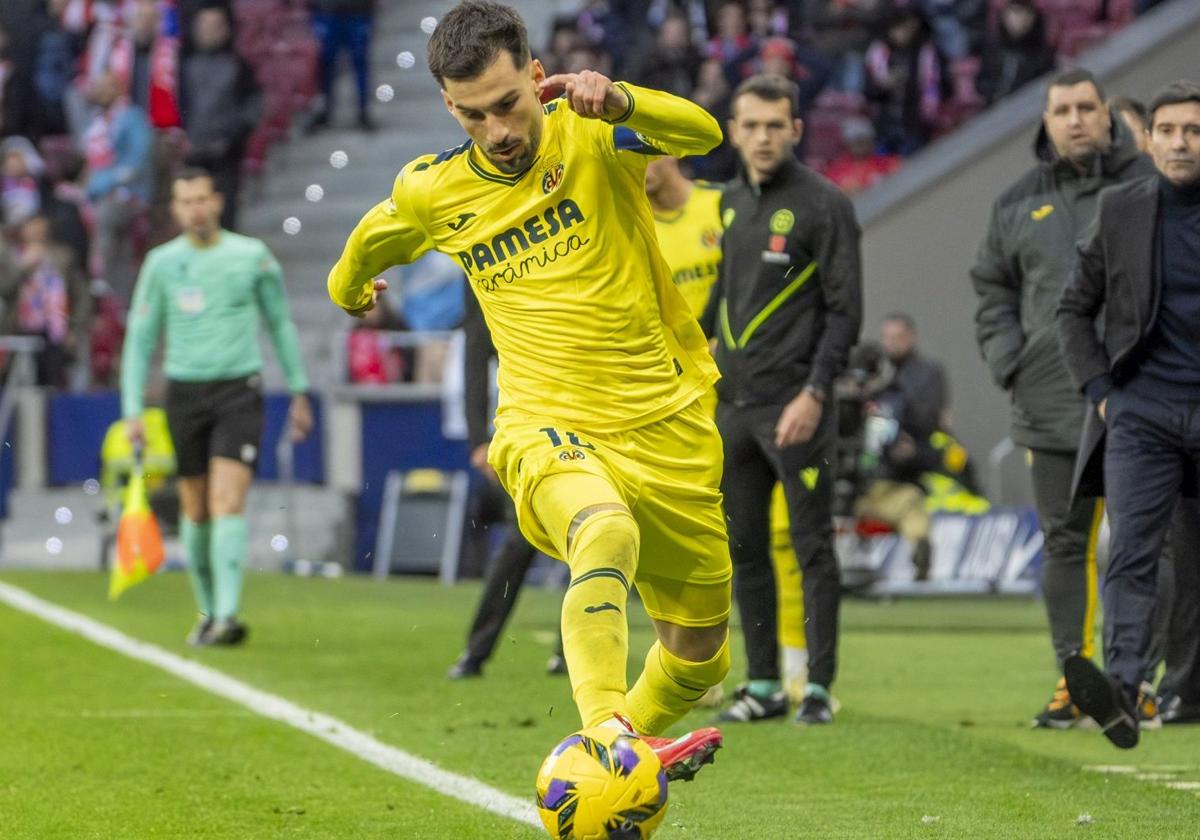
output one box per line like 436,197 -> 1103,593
608,713 -> 723,782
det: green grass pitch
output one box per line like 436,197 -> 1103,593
2,570 -> 1198,839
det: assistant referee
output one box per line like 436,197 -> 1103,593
703,75 -> 863,725
121,167 -> 312,646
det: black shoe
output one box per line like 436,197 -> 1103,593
447,655 -> 483,680
795,693 -> 834,725
186,617 -> 213,647
202,618 -> 248,646
714,685 -> 788,723
1161,695 -> 1200,725
545,654 -> 568,676
304,110 -> 330,135
1064,655 -> 1138,749
1031,677 -> 1084,729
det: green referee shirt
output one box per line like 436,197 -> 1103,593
120,231 -> 310,419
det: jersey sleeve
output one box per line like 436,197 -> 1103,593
119,253 -> 165,419
601,82 -> 723,158
327,164 -> 435,314
256,244 -> 310,393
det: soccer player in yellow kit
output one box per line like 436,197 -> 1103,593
647,156 -> 809,705
328,1 -> 729,781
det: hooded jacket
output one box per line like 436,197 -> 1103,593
971,116 -> 1154,452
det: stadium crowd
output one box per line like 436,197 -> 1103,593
0,0 -> 322,389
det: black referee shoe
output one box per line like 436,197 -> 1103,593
1064,655 -> 1138,749
714,685 -> 788,723
202,618 -> 249,647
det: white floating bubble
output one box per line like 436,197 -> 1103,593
271,534 -> 289,553
396,50 -> 415,69
376,84 -> 394,103
283,217 -> 302,235
46,537 -> 63,555
83,478 -> 100,495
330,150 -> 349,169
304,184 -> 324,202
54,506 -> 73,525
419,17 -> 437,34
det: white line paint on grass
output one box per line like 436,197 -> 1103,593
0,580 -> 541,830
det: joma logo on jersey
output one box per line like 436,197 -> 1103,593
456,198 -> 586,273
541,162 -> 565,194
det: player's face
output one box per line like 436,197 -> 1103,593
728,94 -> 803,183
442,51 -> 545,175
1044,82 -> 1111,167
643,157 -> 675,195
880,319 -> 916,363
1150,101 -> 1200,186
170,177 -> 224,240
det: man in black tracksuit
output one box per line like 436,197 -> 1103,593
702,74 -> 863,725
1057,80 -> 1200,748
970,68 -> 1154,728
448,290 -> 566,679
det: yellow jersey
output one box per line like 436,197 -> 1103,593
329,83 -> 723,433
652,182 -> 723,318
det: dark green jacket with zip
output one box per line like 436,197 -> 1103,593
702,157 -> 863,407
971,118 -> 1154,452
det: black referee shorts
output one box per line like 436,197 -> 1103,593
164,374 -> 264,477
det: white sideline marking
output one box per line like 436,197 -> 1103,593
0,581 -> 541,830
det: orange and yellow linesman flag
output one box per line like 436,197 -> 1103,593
108,463 -> 165,600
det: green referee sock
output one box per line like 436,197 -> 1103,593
180,516 -> 214,617
211,515 -> 249,620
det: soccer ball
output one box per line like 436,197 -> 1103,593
535,726 -> 669,840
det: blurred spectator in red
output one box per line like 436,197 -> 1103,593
180,5 -> 260,231
975,0 -> 1055,105
808,0 -> 891,93
116,0 -> 182,129
822,116 -> 901,195
755,36 -> 831,117
865,7 -> 944,155
82,70 -> 152,304
0,213 -> 90,387
89,293 -> 124,386
626,11 -> 702,97
1,137 -> 46,230
915,0 -> 987,61
708,0 -> 753,66
347,299 -> 407,385
308,0 -> 376,132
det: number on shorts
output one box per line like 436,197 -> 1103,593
539,427 -> 596,450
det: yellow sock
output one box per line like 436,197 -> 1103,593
560,511 -> 639,728
626,634 -> 731,736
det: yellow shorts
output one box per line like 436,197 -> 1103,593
488,397 -> 732,626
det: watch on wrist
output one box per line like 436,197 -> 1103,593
803,384 -> 827,403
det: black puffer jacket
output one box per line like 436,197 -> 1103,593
971,117 -> 1154,452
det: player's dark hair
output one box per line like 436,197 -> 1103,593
172,165 -> 218,192
882,312 -> 917,332
731,74 -> 800,120
1148,80 -> 1200,127
1107,95 -> 1148,130
1045,68 -> 1105,106
427,1 -> 530,86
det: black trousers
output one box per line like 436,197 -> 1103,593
1103,384 -> 1200,691
717,400 -> 840,688
1029,448 -> 1103,671
1157,497 -> 1200,705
